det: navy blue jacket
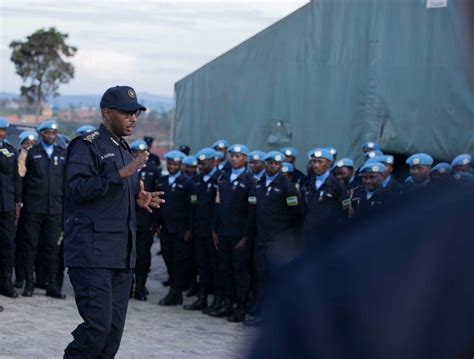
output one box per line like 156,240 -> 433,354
22,142 -> 66,214
255,173 -> 303,247
0,142 -> 21,212
63,124 -> 138,269
156,173 -> 195,234
302,174 -> 347,243
193,170 -> 220,237
214,169 -> 256,239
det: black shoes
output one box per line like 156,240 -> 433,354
159,288 -> 183,306
228,305 -> 246,323
208,298 -> 233,317
134,291 -> 147,301
45,287 -> 66,300
13,279 -> 23,289
183,296 -> 207,310
243,315 -> 262,327
161,279 -> 171,287
202,294 -> 222,315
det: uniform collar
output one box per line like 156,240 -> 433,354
316,171 -> 330,183
254,169 -> 265,180
99,124 -> 126,148
230,167 -> 245,178
169,171 -> 181,180
382,175 -> 391,188
203,167 -> 217,182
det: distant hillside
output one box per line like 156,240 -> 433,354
0,92 -> 174,113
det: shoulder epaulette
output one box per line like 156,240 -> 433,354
83,131 -> 100,143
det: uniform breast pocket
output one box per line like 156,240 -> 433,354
93,220 -> 128,256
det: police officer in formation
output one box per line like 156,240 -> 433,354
18,120 -> 66,299
0,118 -> 21,300
130,140 -> 161,301
156,150 -> 196,306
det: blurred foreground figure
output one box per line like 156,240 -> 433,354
251,185 -> 474,359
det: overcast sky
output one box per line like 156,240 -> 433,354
0,0 -> 308,97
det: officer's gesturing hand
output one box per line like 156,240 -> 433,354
119,151 -> 149,178
184,230 -> 192,242
234,236 -> 248,252
136,180 -> 165,213
212,231 -> 219,250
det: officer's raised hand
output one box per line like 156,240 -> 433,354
234,236 -> 248,252
119,150 -> 149,178
136,180 -> 165,213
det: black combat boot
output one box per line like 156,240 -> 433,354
22,271 -> 34,297
228,304 -> 246,323
183,293 -> 207,310
159,287 -> 183,306
0,305 -> 3,312
45,272 -> 66,299
134,275 -> 147,301
0,270 -> 18,298
208,297 -> 233,317
202,293 -> 222,314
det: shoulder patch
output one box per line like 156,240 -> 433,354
84,131 -> 100,143
191,194 -> 198,204
286,196 -> 299,206
248,196 -> 257,204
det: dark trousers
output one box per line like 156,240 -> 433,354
19,212 -> 61,278
64,268 -> 132,359
0,211 -> 16,271
253,244 -> 278,313
195,235 -> 221,295
218,236 -> 250,304
161,230 -> 191,291
135,227 -> 154,277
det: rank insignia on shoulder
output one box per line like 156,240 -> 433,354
191,195 -> 197,204
248,196 -> 257,204
342,198 -> 351,209
286,196 -> 298,206
0,148 -> 13,158
84,131 -> 100,143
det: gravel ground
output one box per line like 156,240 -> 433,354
0,240 -> 257,358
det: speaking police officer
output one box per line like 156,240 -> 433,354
0,118 -> 21,299
63,86 -> 162,358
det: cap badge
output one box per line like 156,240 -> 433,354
285,150 -> 292,156
235,146 -> 241,152
371,166 -> 378,172
463,158 -> 469,164
413,158 -> 420,165
199,154 -> 206,161
128,89 -> 136,99
253,155 -> 259,160
275,155 -> 282,161
439,168 -> 446,173
337,161 -> 343,167
315,151 -> 322,157
368,142 -> 374,148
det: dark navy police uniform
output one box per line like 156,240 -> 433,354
63,85 -> 146,359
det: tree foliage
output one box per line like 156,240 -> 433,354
10,27 -> 77,117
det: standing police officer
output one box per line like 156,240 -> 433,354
157,150 -> 196,306
130,140 -> 161,301
405,153 -> 433,191
209,144 -> 256,320
18,119 -> 66,299
245,151 -> 303,326
302,148 -> 346,246
63,86 -> 162,358
0,118 -> 21,299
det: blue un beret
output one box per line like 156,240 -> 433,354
164,150 -> 186,162
280,147 -> 298,157
37,120 -> 58,132
183,155 -> 198,167
130,140 -> 148,151
365,149 -> 384,160
0,117 -> 9,129
406,153 -> 433,166
196,148 -> 217,161
212,139 -> 230,149
451,154 -> 471,167
281,162 -> 294,173
432,162 -> 452,174
307,148 -> 333,162
334,158 -> 354,168
326,146 -> 337,156
359,162 -> 386,174
228,144 -> 249,156
264,151 -> 285,162
18,131 -> 38,144
248,151 -> 266,161
362,142 -> 381,151
100,86 -> 146,112
76,125 -> 96,135
366,155 -> 394,165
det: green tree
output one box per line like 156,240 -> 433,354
10,27 -> 77,121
